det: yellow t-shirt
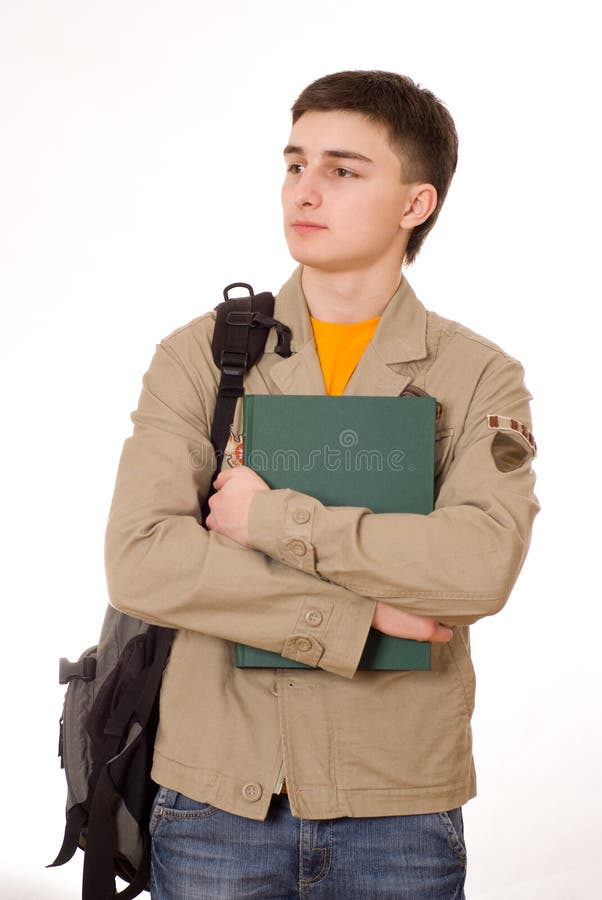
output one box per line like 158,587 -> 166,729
310,316 -> 381,396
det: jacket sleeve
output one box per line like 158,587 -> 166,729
104,334 -> 375,678
247,355 -> 539,626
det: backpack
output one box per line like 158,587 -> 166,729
48,283 -> 292,899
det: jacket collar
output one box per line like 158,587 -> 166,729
257,266 -> 428,397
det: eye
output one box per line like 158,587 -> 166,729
334,167 -> 356,178
286,162 -> 304,175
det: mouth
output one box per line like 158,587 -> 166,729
290,221 -> 327,234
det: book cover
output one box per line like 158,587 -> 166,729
237,395 -> 436,671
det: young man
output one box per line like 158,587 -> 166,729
105,71 -> 538,898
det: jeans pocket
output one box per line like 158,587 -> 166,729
149,786 -> 218,837
437,808 -> 467,867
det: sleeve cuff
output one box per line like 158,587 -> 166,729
248,490 -> 376,679
278,593 -> 376,679
248,488 -> 320,575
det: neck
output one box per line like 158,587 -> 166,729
301,264 -> 403,323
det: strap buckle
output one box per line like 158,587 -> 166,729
220,349 -> 248,376
59,656 -> 97,685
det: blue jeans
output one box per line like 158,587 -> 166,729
150,787 -> 466,899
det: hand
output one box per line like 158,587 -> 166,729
205,466 -> 270,547
371,601 -> 453,643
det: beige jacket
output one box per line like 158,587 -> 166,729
105,268 -> 539,821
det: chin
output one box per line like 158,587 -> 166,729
285,243 -> 340,272
286,245 -> 317,267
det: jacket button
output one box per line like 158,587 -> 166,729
289,540 -> 307,557
305,610 -> 323,627
293,508 -> 311,524
294,637 -> 312,652
242,782 -> 263,802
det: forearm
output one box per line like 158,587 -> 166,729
248,488 -> 533,625
247,358 -> 539,626
106,503 -> 375,677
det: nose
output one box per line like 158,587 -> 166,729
294,169 -> 321,209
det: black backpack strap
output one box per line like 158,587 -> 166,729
201,281 -> 291,521
48,802 -> 88,868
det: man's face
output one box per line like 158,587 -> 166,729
281,110 -> 415,274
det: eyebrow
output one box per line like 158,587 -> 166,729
283,144 -> 374,164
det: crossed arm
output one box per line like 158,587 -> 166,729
206,354 -> 538,630
107,331 -> 537,678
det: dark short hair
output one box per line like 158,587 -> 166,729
291,70 -> 458,264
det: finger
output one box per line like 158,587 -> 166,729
430,624 -> 454,643
213,469 -> 233,489
410,617 -> 452,642
215,466 -> 250,488
373,603 -> 453,643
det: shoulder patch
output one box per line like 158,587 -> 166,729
487,414 -> 536,455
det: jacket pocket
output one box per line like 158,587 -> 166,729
435,428 -> 455,497
435,428 -> 455,480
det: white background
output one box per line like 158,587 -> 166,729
1,1 -> 600,897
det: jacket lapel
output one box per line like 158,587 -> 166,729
345,277 -> 429,397
247,267 -> 429,399
343,343 -> 414,397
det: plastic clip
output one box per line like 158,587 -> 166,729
59,656 -> 97,685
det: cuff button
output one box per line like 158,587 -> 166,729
293,508 -> 311,524
294,637 -> 312,652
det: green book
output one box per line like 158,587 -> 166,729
236,395 -> 436,671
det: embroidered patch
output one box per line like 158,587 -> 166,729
491,432 -> 528,472
224,427 -> 244,468
487,415 -> 537,454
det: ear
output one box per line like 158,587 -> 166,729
400,184 -> 438,232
